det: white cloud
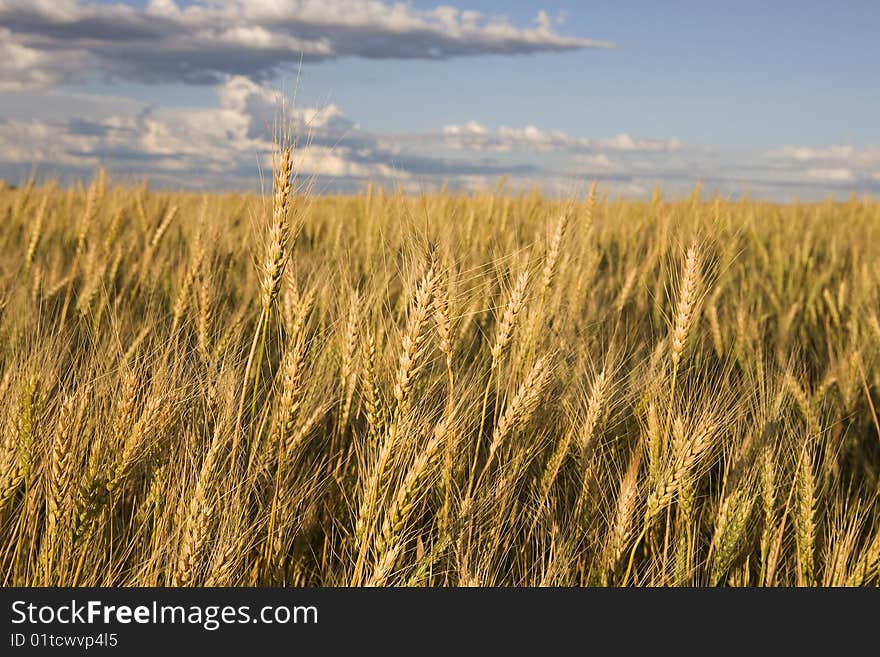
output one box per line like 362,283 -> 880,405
0,79 -> 702,197
766,144 -> 880,168
8,78 -> 876,199
295,145 -> 406,179
0,77 -> 403,186
601,133 -> 683,152
441,123 -> 682,155
573,153 -> 615,170
0,27 -> 66,90
805,168 -> 855,183
443,122 -> 488,136
0,0 -> 612,88
764,144 -> 880,189
767,145 -> 860,162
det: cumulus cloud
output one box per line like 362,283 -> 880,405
6,81 -> 879,199
7,74 -> 876,199
0,76 -> 704,196
766,144 -> 880,164
441,122 -> 682,155
0,0 -> 612,88
601,133 -> 683,152
0,77 -> 547,190
764,144 -> 880,191
0,77 -> 374,185
442,122 -> 574,153
805,168 -> 855,183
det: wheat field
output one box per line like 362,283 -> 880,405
1,152 -> 879,587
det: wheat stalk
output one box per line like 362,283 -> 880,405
795,442 -> 816,586
361,327 -> 386,441
173,425 -> 228,586
664,243 -> 702,454
602,447 -> 642,584
392,250 -> 438,417
476,354 -> 552,489
471,268 -> 530,494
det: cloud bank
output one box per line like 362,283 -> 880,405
2,77 -> 878,199
441,121 -> 682,154
0,76 -> 706,194
765,144 -> 880,189
0,0 -> 612,88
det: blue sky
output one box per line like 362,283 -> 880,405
1,0 -> 878,198
308,0 -> 879,146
